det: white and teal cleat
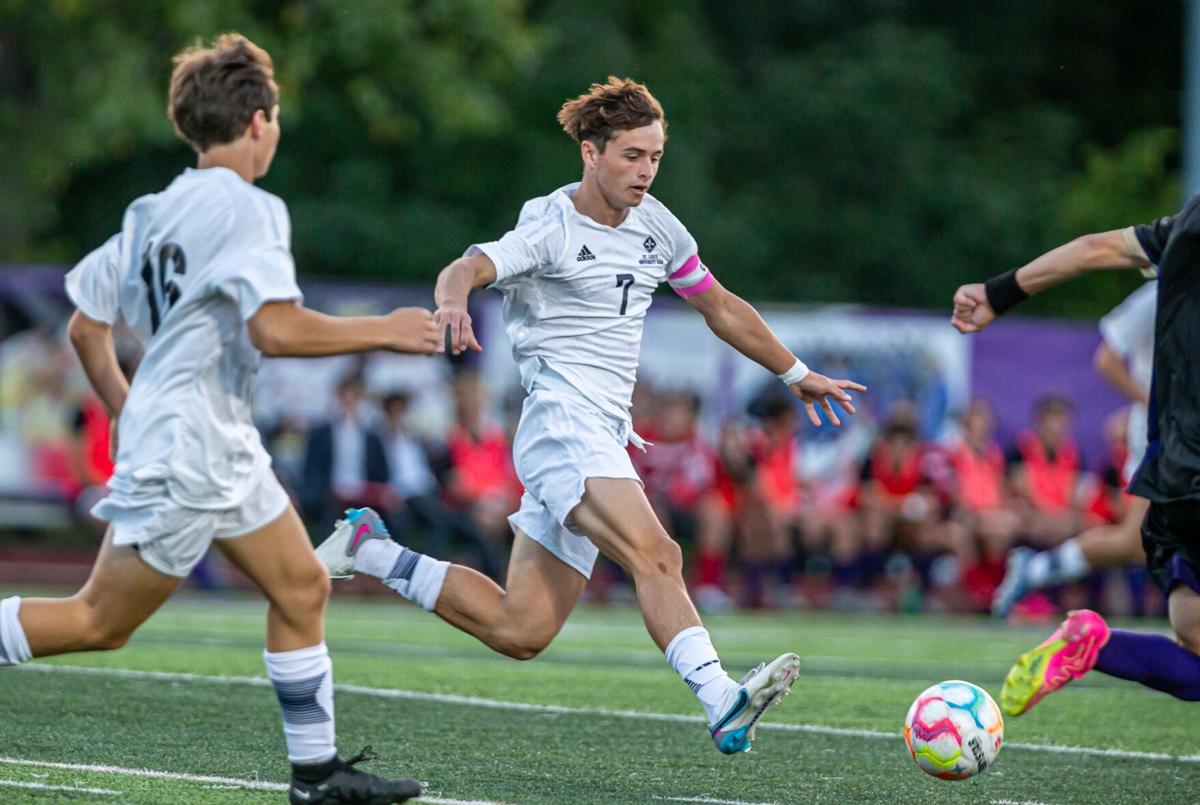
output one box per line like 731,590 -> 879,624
992,546 -> 1035,618
314,507 -> 392,579
709,652 -> 801,754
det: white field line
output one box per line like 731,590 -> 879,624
654,797 -> 778,805
0,778 -> 120,795
23,663 -> 1200,765
0,757 -> 503,805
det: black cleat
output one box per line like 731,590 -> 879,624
288,747 -> 423,804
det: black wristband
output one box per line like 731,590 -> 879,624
983,268 -> 1029,316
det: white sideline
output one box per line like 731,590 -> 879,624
0,779 -> 119,796
23,663 -> 1200,765
654,797 -> 778,805
0,757 -> 503,805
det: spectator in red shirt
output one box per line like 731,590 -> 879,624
444,371 -> 520,557
1009,395 -> 1086,547
945,398 -> 1021,609
857,402 -> 942,585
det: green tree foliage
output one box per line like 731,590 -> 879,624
0,0 -> 1182,316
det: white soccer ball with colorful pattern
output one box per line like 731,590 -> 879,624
903,680 -> 1003,779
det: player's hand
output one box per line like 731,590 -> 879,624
788,373 -> 866,427
386,307 -> 441,354
433,303 -> 483,355
951,283 -> 996,334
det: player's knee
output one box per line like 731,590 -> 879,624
73,598 -> 136,651
631,535 -> 683,579
492,617 -> 557,661
91,628 -> 134,651
494,631 -> 551,661
275,568 -> 330,622
84,615 -> 135,651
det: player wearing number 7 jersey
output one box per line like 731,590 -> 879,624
0,34 -> 440,804
315,77 -> 866,755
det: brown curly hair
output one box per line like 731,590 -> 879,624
556,76 -> 666,151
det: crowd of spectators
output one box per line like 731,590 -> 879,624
0,323 -> 1154,618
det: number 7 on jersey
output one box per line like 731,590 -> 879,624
615,273 -> 635,315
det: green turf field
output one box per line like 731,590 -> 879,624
2,589 -> 1197,804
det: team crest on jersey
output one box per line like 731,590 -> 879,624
639,235 -> 665,266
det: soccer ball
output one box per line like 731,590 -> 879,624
904,680 -> 1003,779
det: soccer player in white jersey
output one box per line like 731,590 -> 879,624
316,77 -> 866,755
0,35 -> 440,804
992,281 -> 1156,617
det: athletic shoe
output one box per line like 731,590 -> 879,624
315,508 -> 391,579
709,652 -> 801,754
1000,608 -> 1110,717
991,547 -> 1035,618
288,747 -> 422,804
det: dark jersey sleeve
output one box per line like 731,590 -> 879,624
1133,215 -> 1177,264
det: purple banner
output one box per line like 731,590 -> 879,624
972,317 -> 1127,469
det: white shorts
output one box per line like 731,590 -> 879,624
91,470 -> 291,577
508,380 -> 641,579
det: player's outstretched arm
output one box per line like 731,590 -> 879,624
951,229 -> 1150,334
248,301 -> 441,357
433,254 -> 496,355
685,279 -> 866,427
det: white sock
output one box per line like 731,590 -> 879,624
0,597 -> 32,667
264,643 -> 337,764
1026,539 -> 1090,587
665,626 -> 737,723
359,540 -> 448,612
354,538 -> 404,578
1054,539 -> 1090,580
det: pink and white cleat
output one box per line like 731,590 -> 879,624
1000,609 -> 1110,716
314,507 -> 392,579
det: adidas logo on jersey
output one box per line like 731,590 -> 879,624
576,245 -> 596,262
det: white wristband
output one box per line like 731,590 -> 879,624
778,358 -> 809,386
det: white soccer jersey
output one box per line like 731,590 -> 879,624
1098,281 -> 1156,478
64,166 -> 302,510
467,183 -> 712,427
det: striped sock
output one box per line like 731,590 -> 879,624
665,626 -> 737,723
264,643 -> 337,764
357,540 -> 448,612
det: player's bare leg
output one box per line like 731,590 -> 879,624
434,531 -> 586,659
218,505 -> 422,803
570,477 -> 800,753
993,497 -> 1149,617
318,508 -> 584,659
215,505 -> 331,651
569,478 -> 700,647
1077,496 -> 1149,567
2,530 -> 179,661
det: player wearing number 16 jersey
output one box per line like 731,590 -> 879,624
0,34 -> 439,803
316,77 -> 866,756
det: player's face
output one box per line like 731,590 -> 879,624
254,103 -> 281,179
590,121 -> 665,209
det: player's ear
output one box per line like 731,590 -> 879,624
580,139 -> 598,169
248,108 -> 267,140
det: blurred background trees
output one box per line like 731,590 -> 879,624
0,0 -> 1182,315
